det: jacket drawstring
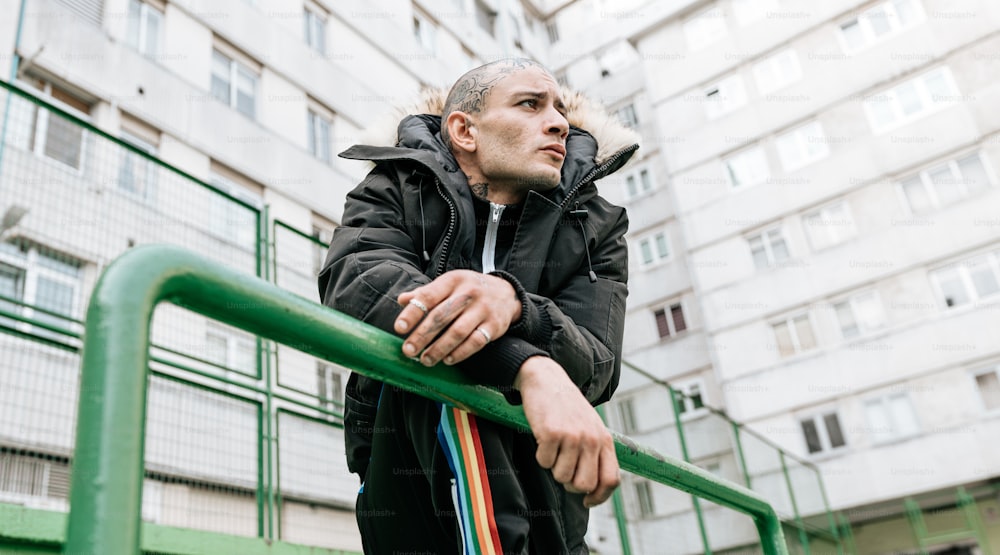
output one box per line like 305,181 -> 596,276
417,176 -> 430,264
570,203 -> 598,283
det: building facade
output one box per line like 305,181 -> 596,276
1,0 -> 999,554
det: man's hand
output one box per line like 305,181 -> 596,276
515,356 -> 620,508
395,270 -> 522,366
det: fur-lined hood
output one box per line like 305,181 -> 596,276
357,87 -> 641,168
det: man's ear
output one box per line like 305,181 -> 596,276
445,111 -> 477,154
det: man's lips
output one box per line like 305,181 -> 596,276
541,144 -> 566,159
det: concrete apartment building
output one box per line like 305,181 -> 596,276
541,0 -> 1000,553
1,0 -> 999,553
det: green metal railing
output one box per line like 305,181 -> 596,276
64,244 -> 790,555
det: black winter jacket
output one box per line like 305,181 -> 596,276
318,108 -> 637,480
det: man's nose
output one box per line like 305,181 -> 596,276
545,107 -> 569,139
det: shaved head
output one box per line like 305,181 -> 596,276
440,58 -> 555,147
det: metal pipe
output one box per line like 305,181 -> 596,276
65,245 -> 788,555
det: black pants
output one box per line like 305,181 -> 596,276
355,384 -> 590,555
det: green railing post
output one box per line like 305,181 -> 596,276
667,386 -> 711,555
815,463 -> 844,555
732,422 -> 753,490
596,406 -> 633,555
779,451 -> 811,555
65,246 -> 789,555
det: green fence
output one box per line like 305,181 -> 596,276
604,363 -> 850,555
63,244 -> 789,554
0,78 -> 358,553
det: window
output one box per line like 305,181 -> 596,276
311,220 -> 336,276
773,313 -> 817,357
303,4 -> 327,54
683,7 -> 727,51
307,108 -> 333,164
930,251 -> 1000,308
672,381 -> 705,416
775,121 -> 829,172
413,10 -> 437,53
205,322 -> 256,374
864,67 -> 959,133
704,75 -> 747,119
616,103 -> 639,129
724,146 -> 770,189
0,452 -> 71,508
624,168 -> 654,199
800,412 -> 846,454
126,0 -> 163,58
474,0 -> 496,36
208,163 -> 263,250
747,227 -> 790,269
973,365 -> 1000,411
616,397 -> 637,434
53,0 -> 103,26
8,78 -> 91,171
0,240 -> 83,336
316,362 -> 344,411
635,480 -> 655,518
838,0 -> 924,53
117,115 -> 160,203
636,228 -> 670,267
654,303 -> 687,339
864,393 -> 919,443
803,201 -> 856,250
834,291 -> 886,339
211,48 -> 258,119
732,0 -> 779,25
899,152 -> 994,214
754,49 -> 802,95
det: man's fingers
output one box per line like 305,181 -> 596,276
569,440 -> 599,495
395,276 -> 457,334
417,312 -> 484,366
403,294 -> 472,359
583,444 -> 621,508
535,439 -> 559,470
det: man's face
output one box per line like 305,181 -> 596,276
470,67 -> 569,192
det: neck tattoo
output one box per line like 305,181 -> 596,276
470,182 -> 489,200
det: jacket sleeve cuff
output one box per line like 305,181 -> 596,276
490,270 -> 553,346
462,336 -> 549,405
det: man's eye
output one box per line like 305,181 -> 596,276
519,99 -> 537,108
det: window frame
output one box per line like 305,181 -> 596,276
971,364 -> 1000,413
802,200 -> 857,250
837,0 -> 926,54
303,2 -> 327,54
622,166 -> 655,200
126,0 -> 165,58
634,480 -> 655,519
635,226 -> 671,268
210,47 -> 259,120
747,226 -> 791,269
897,151 -> 996,215
799,410 -> 848,455
863,67 -> 959,135
862,392 -> 921,445
772,311 -> 818,357
672,379 -> 707,418
306,106 -> 333,164
832,289 -> 886,340
615,103 -> 639,129
775,120 -> 830,172
929,250 -> 1000,309
0,241 -> 84,335
653,302 -> 687,340
724,145 -> 770,190
204,321 -> 257,375
11,78 -> 92,173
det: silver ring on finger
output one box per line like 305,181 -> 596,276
409,299 -> 429,314
476,327 -> 492,343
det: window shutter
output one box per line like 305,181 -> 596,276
654,309 -> 670,338
54,0 -> 104,26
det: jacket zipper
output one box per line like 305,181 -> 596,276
433,177 -> 458,277
481,203 -> 504,273
559,143 -> 640,209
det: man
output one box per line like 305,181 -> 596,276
319,58 -> 639,554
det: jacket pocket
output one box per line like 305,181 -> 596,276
344,373 -> 381,478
